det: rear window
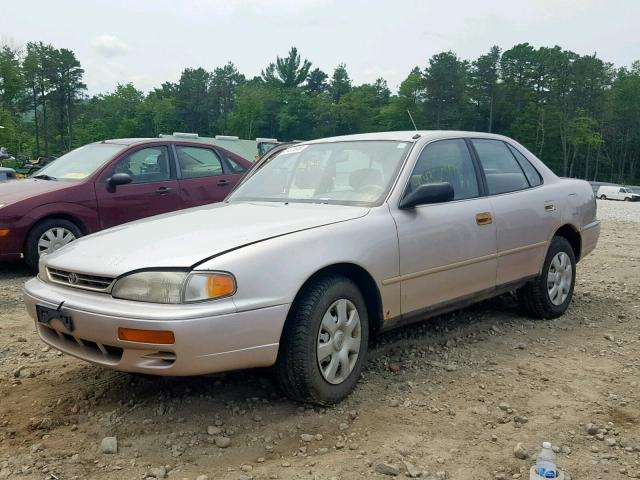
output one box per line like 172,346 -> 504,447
471,139 -> 529,195
507,144 -> 542,187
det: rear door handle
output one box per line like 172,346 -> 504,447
217,179 -> 230,186
156,187 -> 173,195
475,212 -> 493,226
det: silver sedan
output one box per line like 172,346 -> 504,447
24,131 -> 600,404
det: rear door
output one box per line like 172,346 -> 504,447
95,145 -> 183,229
470,139 -> 554,286
175,145 -> 243,207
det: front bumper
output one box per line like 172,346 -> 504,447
24,277 -> 289,376
0,223 -> 23,261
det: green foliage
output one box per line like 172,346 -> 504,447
262,47 -> 311,88
0,42 -> 639,183
330,64 -> 352,102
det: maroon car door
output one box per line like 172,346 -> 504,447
95,145 -> 183,229
174,145 -> 243,207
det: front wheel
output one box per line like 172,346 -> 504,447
24,218 -> 82,273
624,197 -> 630,202
518,236 -> 576,319
276,275 -> 369,405
599,195 -> 607,200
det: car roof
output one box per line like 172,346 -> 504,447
303,130 -> 514,144
97,138 -> 255,163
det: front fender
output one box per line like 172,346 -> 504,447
195,207 -> 401,321
22,201 -> 100,234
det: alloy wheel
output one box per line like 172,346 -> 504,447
316,299 -> 362,385
37,227 -> 76,256
547,252 -> 572,306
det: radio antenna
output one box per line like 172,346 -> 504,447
407,110 -> 418,131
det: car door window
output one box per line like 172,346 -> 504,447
176,146 -> 224,178
409,139 -> 479,201
506,144 -> 542,187
472,139 -> 529,195
113,146 -> 171,184
223,155 -> 247,173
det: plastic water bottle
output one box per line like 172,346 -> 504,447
535,442 -> 557,478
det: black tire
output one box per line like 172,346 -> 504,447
624,197 -> 630,202
275,275 -> 369,405
24,218 -> 83,273
518,236 -> 576,319
600,194 -> 607,200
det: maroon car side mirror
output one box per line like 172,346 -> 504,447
107,173 -> 133,189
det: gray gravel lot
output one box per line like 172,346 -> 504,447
0,203 -> 638,479
597,198 -> 640,223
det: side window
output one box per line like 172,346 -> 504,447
113,146 -> 171,184
619,188 -> 626,193
410,139 -> 479,201
176,146 -> 224,179
507,144 -> 542,187
224,155 -> 247,174
472,139 -> 529,195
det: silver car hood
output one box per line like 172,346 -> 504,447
44,202 -> 369,277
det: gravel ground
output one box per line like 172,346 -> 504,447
0,209 -> 638,480
596,199 -> 640,223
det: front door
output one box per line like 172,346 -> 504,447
174,145 -> 238,207
96,145 -> 183,229
391,139 -> 497,315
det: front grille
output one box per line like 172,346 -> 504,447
47,267 -> 115,293
38,323 -> 123,365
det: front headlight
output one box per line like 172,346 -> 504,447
111,270 -> 235,304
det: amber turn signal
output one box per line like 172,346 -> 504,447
118,328 -> 175,344
206,274 -> 235,298
0,229 -> 10,237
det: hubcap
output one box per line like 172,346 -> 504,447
547,252 -> 572,306
316,299 -> 362,385
37,227 -> 76,256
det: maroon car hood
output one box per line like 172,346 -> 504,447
0,179 -> 77,204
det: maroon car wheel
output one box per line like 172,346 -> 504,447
24,218 -> 83,272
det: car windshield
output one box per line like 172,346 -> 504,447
32,143 -> 126,182
228,140 -> 412,206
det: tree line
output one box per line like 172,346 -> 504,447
0,42 -> 639,183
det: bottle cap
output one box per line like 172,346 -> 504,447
542,441 -> 552,449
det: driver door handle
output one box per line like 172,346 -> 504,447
156,187 -> 173,195
217,179 -> 230,186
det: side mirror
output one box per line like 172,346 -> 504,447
399,182 -> 454,209
107,172 -> 132,189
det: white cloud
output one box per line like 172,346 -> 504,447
91,34 -> 128,58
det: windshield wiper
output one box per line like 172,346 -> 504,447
33,174 -> 57,181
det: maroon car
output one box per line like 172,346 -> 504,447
0,138 -> 252,271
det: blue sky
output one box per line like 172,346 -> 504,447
3,0 -> 639,95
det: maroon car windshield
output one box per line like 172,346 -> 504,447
33,143 -> 127,182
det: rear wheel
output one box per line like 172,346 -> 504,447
599,194 -> 607,200
518,236 -> 576,319
276,275 -> 369,405
24,218 -> 82,272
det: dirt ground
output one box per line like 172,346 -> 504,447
0,212 -> 639,480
